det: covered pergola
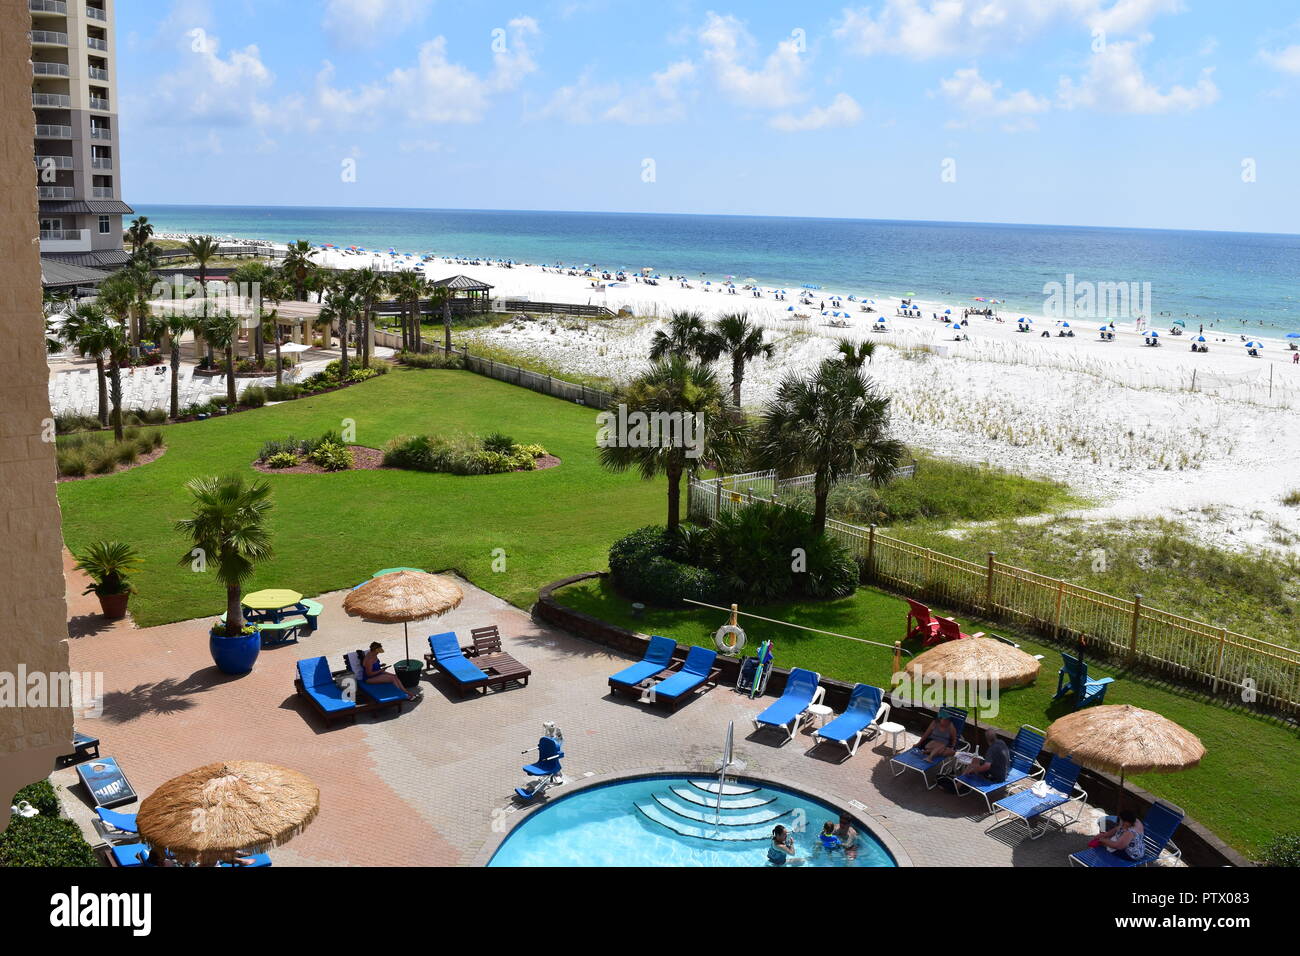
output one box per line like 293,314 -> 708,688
148,296 -> 330,357
429,274 -> 494,314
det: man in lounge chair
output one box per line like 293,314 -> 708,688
963,728 -> 1010,784
914,713 -> 959,759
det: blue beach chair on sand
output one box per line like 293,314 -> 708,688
608,635 -> 677,691
986,755 -> 1087,839
889,707 -> 970,788
753,668 -> 824,744
648,646 -> 720,710
953,724 -> 1047,814
811,684 -> 889,761
1070,801 -> 1185,867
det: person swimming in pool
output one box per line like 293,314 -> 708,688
817,821 -> 842,854
834,814 -> 859,861
767,825 -> 802,866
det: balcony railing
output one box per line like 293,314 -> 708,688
29,0 -> 68,14
86,6 -> 107,21
38,186 -> 74,199
32,62 -> 70,77
89,96 -> 110,111
29,30 -> 69,46
88,66 -> 109,80
40,229 -> 83,241
35,155 -> 74,169
32,92 -> 71,108
91,186 -> 114,199
91,157 -> 112,170
90,126 -> 111,139
86,36 -> 108,51
35,124 -> 72,138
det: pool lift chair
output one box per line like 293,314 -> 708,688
516,722 -> 565,802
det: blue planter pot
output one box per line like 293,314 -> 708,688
209,627 -> 261,675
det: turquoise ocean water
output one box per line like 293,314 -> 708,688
136,204 -> 1300,336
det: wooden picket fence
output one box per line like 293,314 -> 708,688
688,477 -> 1300,715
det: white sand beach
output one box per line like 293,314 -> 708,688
175,237 -> 1300,555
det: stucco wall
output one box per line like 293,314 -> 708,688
0,5 -> 73,830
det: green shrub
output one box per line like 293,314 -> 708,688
114,442 -> 139,466
90,450 -> 117,474
1284,489 -> 1300,508
124,408 -> 167,426
14,779 -> 60,816
399,350 -> 464,369
1259,831 -> 1300,867
56,449 -> 89,477
309,439 -> 353,472
383,432 -> 543,476
483,432 -> 515,454
264,451 -> 300,469
265,383 -> 301,401
241,386 -> 267,408
515,443 -> 548,459
55,413 -> 101,434
607,526 -> 720,606
0,815 -> 98,867
709,503 -> 858,601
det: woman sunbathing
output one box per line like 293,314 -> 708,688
363,642 -> 417,701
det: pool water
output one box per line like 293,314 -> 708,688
488,775 -> 896,867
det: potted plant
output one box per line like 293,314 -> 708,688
174,474 -> 275,675
73,541 -> 141,620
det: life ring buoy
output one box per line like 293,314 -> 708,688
714,624 -> 747,654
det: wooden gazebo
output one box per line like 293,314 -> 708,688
429,274 -> 494,314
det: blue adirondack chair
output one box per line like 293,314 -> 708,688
1053,652 -> 1113,708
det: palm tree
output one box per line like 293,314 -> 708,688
387,271 -> 426,353
431,282 -> 453,353
757,360 -> 905,536
184,235 -> 219,366
203,311 -> 241,408
597,357 -> 741,530
125,216 -> 153,256
833,338 -> 877,369
351,268 -> 384,368
60,303 -> 112,426
174,474 -> 274,637
324,275 -> 355,377
649,310 -> 708,361
281,239 -> 318,302
96,272 -> 137,440
156,310 -> 196,419
122,256 -> 157,345
259,274 -> 289,384
700,312 -> 774,407
228,261 -> 274,366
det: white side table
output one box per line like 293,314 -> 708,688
878,721 -> 907,754
807,703 -> 833,730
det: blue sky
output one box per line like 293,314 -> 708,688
117,1 -> 1300,233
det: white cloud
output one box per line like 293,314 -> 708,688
1057,39 -> 1218,113
313,20 -> 542,126
1259,45 -> 1300,75
322,0 -> 433,49
542,60 -> 696,125
539,72 -> 622,124
834,0 -> 1184,59
937,66 -> 1050,129
141,31 -> 275,126
698,12 -> 807,108
769,93 -> 864,131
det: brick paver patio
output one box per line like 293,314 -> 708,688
55,555 -> 1115,866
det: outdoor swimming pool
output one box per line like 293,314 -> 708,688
488,774 -> 897,867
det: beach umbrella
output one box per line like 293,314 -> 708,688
1099,325 -> 1109,332
1245,341 -> 1263,349
905,637 -> 1041,729
1144,330 -> 1159,338
787,305 -> 794,311
1287,332 -> 1300,339
944,309 -> 951,314
1172,320 -> 1186,327
136,761 -> 319,866
1044,704 -> 1204,812
343,570 -> 463,664
1195,335 -> 1206,343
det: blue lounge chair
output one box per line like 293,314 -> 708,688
107,843 -> 150,867
811,684 -> 889,760
753,668 -> 824,744
953,724 -> 1047,813
986,755 -> 1087,839
425,632 -> 490,695
647,646 -> 720,710
1053,652 -> 1113,709
95,807 -> 139,840
217,853 -> 273,867
609,635 -> 677,691
889,707 -> 970,788
1070,801 -> 1185,867
295,656 -> 358,724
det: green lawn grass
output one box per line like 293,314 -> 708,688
58,368 -> 664,626
556,576 -> 1295,859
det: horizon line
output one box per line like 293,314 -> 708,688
127,201 -> 1300,241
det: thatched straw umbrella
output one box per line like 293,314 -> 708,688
1044,704 -> 1205,810
342,570 -> 463,664
136,761 -> 318,866
904,637 -> 1041,730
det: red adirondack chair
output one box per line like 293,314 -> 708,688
932,616 -> 986,646
905,599 -> 941,644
